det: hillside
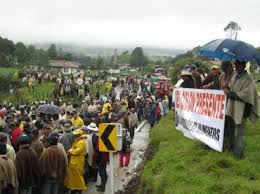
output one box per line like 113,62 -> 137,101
137,112 -> 260,194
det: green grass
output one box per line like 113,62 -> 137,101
0,79 -> 108,106
0,82 -> 55,104
0,67 -> 19,80
138,112 -> 260,194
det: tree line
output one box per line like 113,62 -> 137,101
0,35 -> 152,69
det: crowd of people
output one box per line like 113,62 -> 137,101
174,60 -> 259,159
0,73 -> 170,194
1,59 -> 258,194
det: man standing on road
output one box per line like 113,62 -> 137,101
15,134 -> 39,194
92,131 -> 109,192
224,60 -> 259,159
39,133 -> 67,194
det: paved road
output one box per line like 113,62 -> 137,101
83,122 -> 150,194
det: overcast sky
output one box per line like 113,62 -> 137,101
0,0 -> 260,49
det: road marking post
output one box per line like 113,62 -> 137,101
99,123 -> 120,194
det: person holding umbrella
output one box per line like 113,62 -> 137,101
224,60 -> 259,158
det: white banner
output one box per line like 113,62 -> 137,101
174,88 -> 226,152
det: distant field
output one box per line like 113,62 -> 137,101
0,67 -> 19,80
138,112 -> 260,194
0,81 -> 55,105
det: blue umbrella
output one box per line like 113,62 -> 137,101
200,38 -> 260,62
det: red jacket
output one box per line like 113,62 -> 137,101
11,127 -> 22,145
156,106 -> 161,117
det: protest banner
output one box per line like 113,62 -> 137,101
174,88 -> 226,152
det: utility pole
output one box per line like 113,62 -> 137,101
114,49 -> 117,65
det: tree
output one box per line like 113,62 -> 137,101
47,44 -> 58,59
130,47 -> 148,68
36,49 -> 49,66
224,21 -> 241,40
96,55 -> 104,70
0,52 -> 9,66
118,50 -> 130,64
77,55 -> 91,68
0,36 -> 15,55
14,42 -> 29,64
27,45 -> 38,65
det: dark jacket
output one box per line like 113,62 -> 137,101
15,146 -> 39,189
92,135 -> 109,166
180,77 -> 195,88
122,134 -> 132,152
39,145 -> 67,181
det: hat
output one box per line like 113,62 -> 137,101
87,122 -> 98,132
180,70 -> 192,76
18,134 -> 30,145
73,129 -> 84,135
211,65 -> 219,70
48,132 -> 59,145
102,96 -> 108,102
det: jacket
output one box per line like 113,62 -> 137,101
226,71 -> 259,124
64,135 -> 87,190
15,147 -> 39,189
39,145 -> 67,181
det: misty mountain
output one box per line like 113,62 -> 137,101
33,42 -> 186,58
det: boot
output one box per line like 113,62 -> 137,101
96,176 -> 107,192
96,185 -> 105,192
96,184 -> 102,188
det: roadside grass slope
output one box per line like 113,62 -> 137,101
138,112 -> 260,194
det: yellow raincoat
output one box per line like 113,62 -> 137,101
64,135 -> 87,190
105,81 -> 112,93
101,102 -> 111,115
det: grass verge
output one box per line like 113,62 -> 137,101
138,112 -> 260,194
0,82 -> 55,104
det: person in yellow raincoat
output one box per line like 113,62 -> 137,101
105,81 -> 112,94
28,77 -> 33,90
64,129 -> 87,193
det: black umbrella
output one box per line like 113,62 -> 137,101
37,104 -> 62,115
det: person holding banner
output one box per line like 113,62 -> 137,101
220,61 -> 236,150
179,70 -> 195,88
224,60 -> 259,159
